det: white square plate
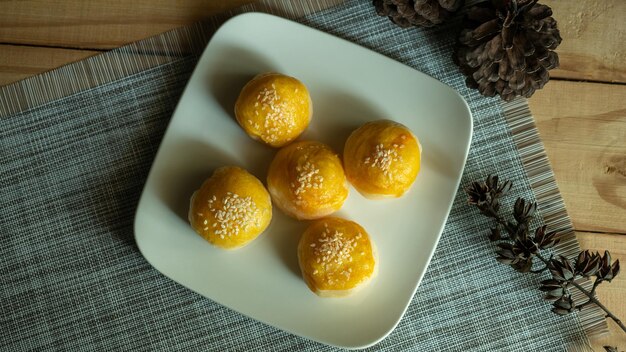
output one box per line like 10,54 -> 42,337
134,12 -> 472,349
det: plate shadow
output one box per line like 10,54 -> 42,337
154,139 -> 237,223
206,45 -> 278,121
265,212 -> 310,279
304,91 -> 384,154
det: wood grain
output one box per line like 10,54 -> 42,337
0,0 -> 624,85
543,0 -> 626,83
0,0 -> 347,87
577,231 -> 626,351
529,80 -> 626,234
0,0 -> 254,49
0,44 -> 100,86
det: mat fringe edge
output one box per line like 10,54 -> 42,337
503,98 -> 609,351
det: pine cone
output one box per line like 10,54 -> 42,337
374,0 -> 464,28
454,0 -> 562,101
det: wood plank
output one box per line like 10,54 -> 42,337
577,231 -> 626,351
529,80 -> 626,234
543,0 -> 626,83
0,0 -> 254,49
0,44 -> 100,87
0,0 -> 624,84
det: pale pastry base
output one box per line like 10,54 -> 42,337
187,191 -> 197,224
268,181 -> 347,220
357,190 -> 404,200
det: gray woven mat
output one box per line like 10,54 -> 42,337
0,0 -> 606,351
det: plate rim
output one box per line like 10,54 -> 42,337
134,11 -> 473,349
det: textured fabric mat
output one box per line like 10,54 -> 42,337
0,0 -> 606,351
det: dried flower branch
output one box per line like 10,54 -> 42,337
467,175 -> 625,333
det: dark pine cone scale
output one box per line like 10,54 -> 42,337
454,0 -> 562,101
374,0 -> 464,28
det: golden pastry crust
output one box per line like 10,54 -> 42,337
267,141 -> 349,220
188,166 -> 272,249
343,120 -> 421,198
235,72 -> 312,147
298,217 -> 378,297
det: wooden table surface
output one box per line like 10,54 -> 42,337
1,0 -> 624,349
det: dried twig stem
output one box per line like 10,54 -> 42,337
534,253 -> 626,333
467,175 -> 624,335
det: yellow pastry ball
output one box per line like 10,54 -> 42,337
188,166 -> 272,250
343,120 -> 421,198
235,72 -> 312,147
267,141 -> 349,220
298,217 -> 378,297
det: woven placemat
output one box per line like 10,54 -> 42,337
0,0 -> 607,351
